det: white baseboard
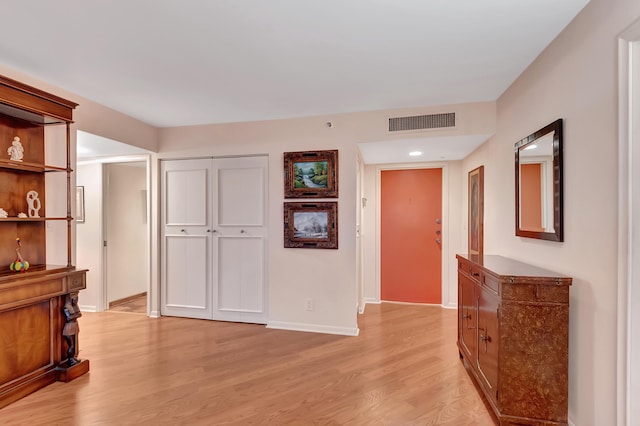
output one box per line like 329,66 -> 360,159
79,305 -> 97,312
149,310 -> 161,318
266,321 -> 359,336
361,299 -> 457,313
359,299 -> 380,314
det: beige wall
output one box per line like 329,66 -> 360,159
462,0 -> 640,423
76,162 -> 103,311
158,102 -> 490,334
159,116 -> 362,333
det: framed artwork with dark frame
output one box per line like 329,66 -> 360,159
468,166 -> 484,258
284,202 -> 338,249
283,150 -> 338,198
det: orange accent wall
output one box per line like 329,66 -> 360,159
381,168 -> 442,303
521,163 -> 543,231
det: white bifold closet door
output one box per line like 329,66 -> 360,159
161,156 -> 267,324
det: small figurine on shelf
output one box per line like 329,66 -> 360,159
26,190 -> 41,218
7,136 -> 24,162
17,212 -> 27,218
62,292 -> 82,366
10,237 -> 29,273
0,208 -> 7,218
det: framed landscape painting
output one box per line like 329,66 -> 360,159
284,202 -> 338,249
283,150 -> 338,198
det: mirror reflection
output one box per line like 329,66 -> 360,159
515,119 -> 563,242
518,132 -> 554,233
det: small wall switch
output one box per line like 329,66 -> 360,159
305,299 -> 314,311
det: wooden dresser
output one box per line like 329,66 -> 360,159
456,254 -> 571,425
0,75 -> 88,409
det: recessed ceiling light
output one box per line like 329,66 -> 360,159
409,151 -> 423,157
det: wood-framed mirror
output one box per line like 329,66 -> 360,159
515,119 -> 564,241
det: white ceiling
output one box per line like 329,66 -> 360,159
0,1 -> 589,162
76,131 -> 150,160
359,134 -> 494,164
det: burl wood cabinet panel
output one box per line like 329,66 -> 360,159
457,254 -> 571,426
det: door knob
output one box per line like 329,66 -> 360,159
435,218 -> 441,224
435,238 -> 441,244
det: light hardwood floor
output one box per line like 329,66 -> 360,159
0,303 -> 496,425
108,293 -> 147,314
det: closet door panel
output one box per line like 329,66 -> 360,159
213,156 -> 267,324
218,166 -> 264,226
165,168 -> 208,226
164,235 -> 209,317
218,237 -> 264,313
161,159 -> 213,320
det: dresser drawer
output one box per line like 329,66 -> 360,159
66,272 -> 86,291
458,258 -> 482,283
0,279 -> 64,307
469,264 -> 482,282
501,282 -> 569,303
482,273 -> 500,294
458,258 -> 470,274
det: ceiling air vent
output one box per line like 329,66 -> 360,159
389,112 -> 456,132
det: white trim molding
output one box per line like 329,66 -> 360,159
618,18 -> 640,426
267,321 -> 360,337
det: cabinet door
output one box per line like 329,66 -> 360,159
459,274 -> 476,361
476,287 -> 499,402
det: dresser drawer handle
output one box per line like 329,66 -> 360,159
479,334 -> 491,343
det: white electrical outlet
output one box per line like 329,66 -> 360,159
305,299 -> 314,311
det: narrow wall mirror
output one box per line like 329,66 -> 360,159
515,119 -> 563,241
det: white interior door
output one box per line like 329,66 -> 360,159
161,158 -> 213,320
212,156 -> 268,324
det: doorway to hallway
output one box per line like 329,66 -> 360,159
104,162 -> 148,314
76,130 -> 152,315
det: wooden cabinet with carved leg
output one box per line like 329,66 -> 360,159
457,254 -> 571,426
0,75 -> 88,409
